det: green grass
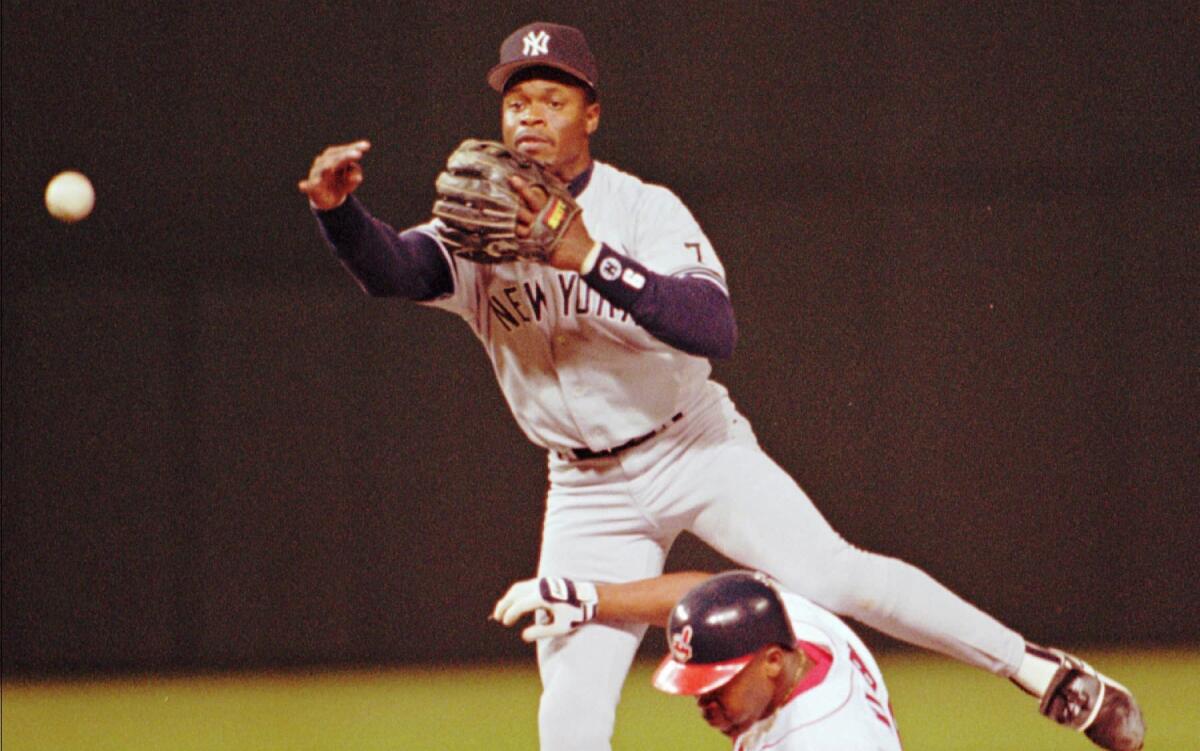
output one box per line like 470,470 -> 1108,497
3,649 -> 1194,750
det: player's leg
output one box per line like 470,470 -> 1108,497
533,457 -> 673,751
536,619 -> 647,751
676,402 -> 1143,749
672,403 -> 1026,675
695,454 -> 1025,672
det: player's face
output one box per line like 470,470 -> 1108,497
501,78 -> 600,182
695,652 -> 777,738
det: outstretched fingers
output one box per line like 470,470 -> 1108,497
299,140 -> 372,209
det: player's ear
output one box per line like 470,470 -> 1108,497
585,101 -> 600,135
761,646 -> 785,679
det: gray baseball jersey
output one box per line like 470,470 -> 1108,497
414,159 -> 725,450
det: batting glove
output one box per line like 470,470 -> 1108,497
492,577 -> 599,642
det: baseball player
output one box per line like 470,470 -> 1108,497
299,21 -> 1144,751
495,570 -> 903,750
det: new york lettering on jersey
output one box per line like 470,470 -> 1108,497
482,271 -> 634,333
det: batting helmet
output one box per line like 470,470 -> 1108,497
652,571 -> 797,696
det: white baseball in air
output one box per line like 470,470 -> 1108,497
44,170 -> 95,223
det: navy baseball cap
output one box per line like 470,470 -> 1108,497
652,571 -> 797,696
487,22 -> 599,93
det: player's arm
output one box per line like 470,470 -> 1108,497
579,244 -> 737,360
299,141 -> 453,300
510,179 -> 737,360
492,572 -> 711,641
595,572 -> 713,626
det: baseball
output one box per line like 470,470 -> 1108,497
44,170 -> 95,223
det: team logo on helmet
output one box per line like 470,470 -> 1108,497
522,30 -> 550,57
670,624 -> 694,663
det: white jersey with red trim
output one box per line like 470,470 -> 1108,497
733,592 -> 903,751
415,159 -> 727,452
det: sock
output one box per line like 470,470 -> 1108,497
1011,644 -> 1063,698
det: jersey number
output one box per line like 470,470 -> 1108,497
685,242 -> 702,261
849,646 -> 896,732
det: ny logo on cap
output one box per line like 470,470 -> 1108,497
670,625 -> 694,663
522,29 -> 550,56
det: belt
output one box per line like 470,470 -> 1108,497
557,413 -> 683,462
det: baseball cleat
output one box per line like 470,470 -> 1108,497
1038,648 -> 1145,751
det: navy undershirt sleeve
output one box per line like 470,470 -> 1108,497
582,244 -> 737,360
314,196 -> 453,301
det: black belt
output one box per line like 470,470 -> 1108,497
558,413 -> 683,462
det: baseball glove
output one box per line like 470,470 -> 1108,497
432,139 -> 581,264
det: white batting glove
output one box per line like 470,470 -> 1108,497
492,577 -> 599,642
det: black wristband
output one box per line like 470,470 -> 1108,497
581,244 -> 652,311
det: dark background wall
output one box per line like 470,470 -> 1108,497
2,2 -> 1196,676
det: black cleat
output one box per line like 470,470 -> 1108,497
1038,648 -> 1146,751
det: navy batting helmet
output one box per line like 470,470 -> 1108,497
652,571 -> 797,696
